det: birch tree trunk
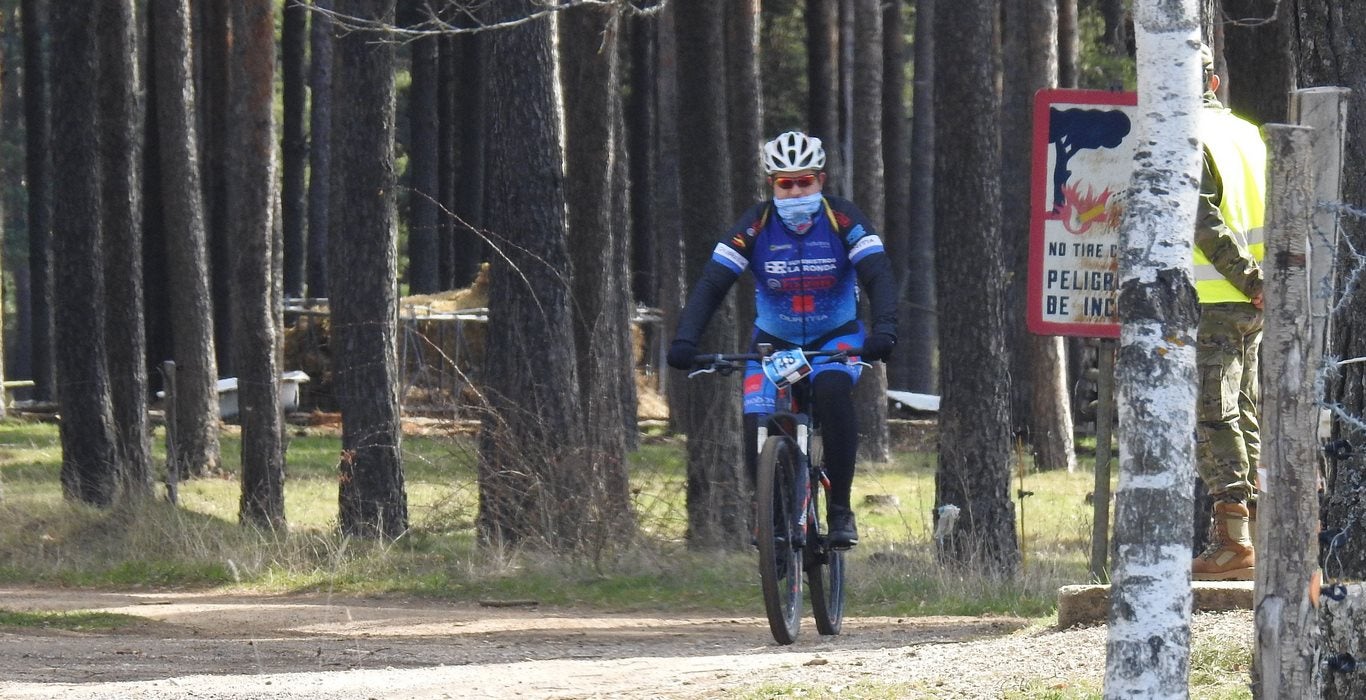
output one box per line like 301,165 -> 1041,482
1102,2 -> 1203,696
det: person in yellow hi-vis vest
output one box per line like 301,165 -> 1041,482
1191,44 -> 1266,582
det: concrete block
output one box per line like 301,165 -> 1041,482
1057,581 -> 1254,629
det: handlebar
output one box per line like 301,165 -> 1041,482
687,347 -> 866,378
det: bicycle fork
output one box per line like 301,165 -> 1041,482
758,415 -> 814,549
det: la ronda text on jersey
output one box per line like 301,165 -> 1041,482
763,258 -> 839,275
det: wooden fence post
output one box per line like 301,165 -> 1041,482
1289,85 -> 1356,700
1253,124 -> 1321,699
1289,88 -> 1350,360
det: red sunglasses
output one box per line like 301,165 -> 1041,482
772,174 -> 819,190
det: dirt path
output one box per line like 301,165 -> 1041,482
0,586 -> 1250,698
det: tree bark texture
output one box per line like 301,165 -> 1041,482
151,0 -> 222,480
852,0 -> 891,462
655,3 -> 689,435
626,13 -> 657,306
99,0 -> 153,499
726,0 -> 763,211
1221,0 -> 1291,126
331,0 -> 408,540
404,0 -> 440,294
1252,124 -> 1322,700
676,0 -> 745,550
50,1 -> 120,506
21,0 -> 54,403
451,32 -> 485,289
904,0 -> 937,394
1102,5 -> 1203,696
229,0 -> 286,529
931,0 -> 1019,574
1002,0 -> 1075,472
561,1 -> 637,541
1321,584 -> 1366,699
1058,0 -> 1079,88
436,31 -> 458,289
477,0 -> 587,551
306,0 -> 334,298
1294,0 -> 1366,583
281,0 -> 308,298
726,2 -> 760,349
882,0 -> 912,391
806,0 -> 842,185
199,2 -> 235,377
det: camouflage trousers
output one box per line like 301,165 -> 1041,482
1196,302 -> 1262,503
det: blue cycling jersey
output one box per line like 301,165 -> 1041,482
710,197 -> 886,345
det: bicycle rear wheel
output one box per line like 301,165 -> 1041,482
808,539 -> 846,635
757,434 -> 803,645
806,435 -> 845,635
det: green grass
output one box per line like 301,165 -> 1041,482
0,420 -> 1107,620
0,609 -> 142,631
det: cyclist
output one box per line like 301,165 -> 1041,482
666,130 -> 899,547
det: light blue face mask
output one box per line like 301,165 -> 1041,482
774,193 -> 823,233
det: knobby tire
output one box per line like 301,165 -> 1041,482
757,435 -> 802,645
806,434 -> 845,635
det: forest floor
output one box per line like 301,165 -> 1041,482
0,585 -> 1253,699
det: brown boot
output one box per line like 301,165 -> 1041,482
1193,501 -> 1255,581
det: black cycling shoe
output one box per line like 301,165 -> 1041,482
828,505 -> 859,548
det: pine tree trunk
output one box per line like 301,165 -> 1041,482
99,0 -> 153,498
403,0 -> 440,294
852,0 -> 890,462
152,0 -> 222,481
655,3 -> 688,436
676,0 -> 745,550
331,0 -> 407,540
51,0 -> 120,507
199,2 -> 235,377
882,0 -> 912,392
1103,5 -> 1203,695
280,0 -> 308,298
229,0 -> 286,529
450,32 -> 484,290
306,0 -> 334,298
477,0 -> 587,550
1058,0 -> 1079,88
726,1 -> 760,338
626,14 -> 656,307
21,0 -> 54,403
905,0 -> 936,394
806,0 -> 841,183
1003,0 -> 1075,472
436,30 -> 458,289
561,1 -> 636,541
932,0 -> 1018,573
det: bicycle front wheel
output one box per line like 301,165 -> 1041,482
806,434 -> 845,635
757,434 -> 803,645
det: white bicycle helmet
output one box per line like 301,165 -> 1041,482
762,131 -> 826,174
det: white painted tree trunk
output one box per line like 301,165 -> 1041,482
1102,2 -> 1203,697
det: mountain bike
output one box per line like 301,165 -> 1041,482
689,344 -> 863,645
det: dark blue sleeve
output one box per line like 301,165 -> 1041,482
828,197 -> 898,339
673,261 -> 740,345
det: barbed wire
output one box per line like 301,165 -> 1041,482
306,0 -> 665,44
1312,198 -> 1366,588
1220,1 -> 1281,29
